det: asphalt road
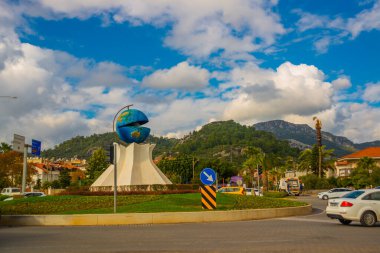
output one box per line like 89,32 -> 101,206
1,196 -> 379,253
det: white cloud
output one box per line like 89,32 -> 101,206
347,0 -> 380,37
363,82 -> 380,102
31,0 -> 285,60
332,76 -> 352,90
142,62 -> 210,90
148,98 -> 226,137
295,1 -> 380,52
223,62 -> 333,122
336,103 -> 380,142
1,0 -> 380,149
0,36 -> 134,147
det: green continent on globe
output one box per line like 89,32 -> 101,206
131,130 -> 141,138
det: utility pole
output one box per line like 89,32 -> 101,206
192,156 -> 195,181
22,144 -> 31,194
256,164 -> 260,195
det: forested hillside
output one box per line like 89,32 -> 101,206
174,120 -> 299,159
41,120 -> 301,184
42,120 -> 299,162
42,133 -> 179,159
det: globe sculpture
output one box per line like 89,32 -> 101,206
115,109 -> 150,143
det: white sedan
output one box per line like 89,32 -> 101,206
317,188 -> 352,200
326,189 -> 380,226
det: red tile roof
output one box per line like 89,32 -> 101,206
341,147 -> 380,159
336,160 -> 348,165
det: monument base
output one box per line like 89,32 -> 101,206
90,143 -> 172,190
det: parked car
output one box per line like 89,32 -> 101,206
217,187 -> 245,195
326,189 -> 380,226
1,187 -> 21,196
374,186 -> 380,189
24,192 -> 46,198
245,188 -> 263,196
318,188 -> 352,200
4,191 -> 46,201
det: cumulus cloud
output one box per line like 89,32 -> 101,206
332,76 -> 352,90
142,62 -> 210,90
363,82 -> 380,102
1,0 -> 380,148
223,62 -> 333,122
148,98 -> 226,138
335,103 -> 380,142
0,37 -> 134,147
30,0 -> 285,60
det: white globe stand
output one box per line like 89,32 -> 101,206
91,142 -> 172,190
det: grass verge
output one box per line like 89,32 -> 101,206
0,193 -> 307,215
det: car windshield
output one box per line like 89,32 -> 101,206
342,190 -> 364,199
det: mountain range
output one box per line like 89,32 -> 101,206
42,119 -> 380,160
253,120 -> 380,156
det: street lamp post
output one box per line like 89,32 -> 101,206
111,104 -> 133,213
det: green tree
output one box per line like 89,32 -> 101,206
86,148 -> 108,180
0,151 -> 32,188
0,142 -> 12,153
350,157 -> 380,189
59,169 -> 71,188
35,179 -> 42,189
51,180 -> 61,189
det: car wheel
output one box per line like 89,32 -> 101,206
360,211 -> 377,227
338,219 -> 352,225
322,195 -> 328,200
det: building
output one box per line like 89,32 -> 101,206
335,147 -> 380,177
29,159 -> 86,187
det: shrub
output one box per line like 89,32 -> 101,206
0,194 -> 9,201
300,174 -> 336,190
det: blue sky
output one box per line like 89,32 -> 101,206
1,0 -> 380,148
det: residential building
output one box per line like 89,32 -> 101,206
335,147 -> 380,177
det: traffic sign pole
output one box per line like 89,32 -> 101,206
201,185 -> 216,209
113,142 -> 117,213
200,168 -> 217,209
22,144 -> 31,194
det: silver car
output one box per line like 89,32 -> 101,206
318,188 -> 352,200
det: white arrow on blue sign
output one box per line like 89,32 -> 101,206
200,168 -> 216,185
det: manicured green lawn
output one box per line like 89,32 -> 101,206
0,193 -> 307,215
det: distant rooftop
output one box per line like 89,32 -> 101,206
341,147 -> 380,159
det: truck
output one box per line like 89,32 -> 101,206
279,177 -> 302,196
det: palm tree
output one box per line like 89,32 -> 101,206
298,149 -> 313,173
297,145 -> 335,176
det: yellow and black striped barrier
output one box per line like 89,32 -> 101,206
201,185 -> 216,210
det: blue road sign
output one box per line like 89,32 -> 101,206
200,168 -> 216,185
31,139 -> 41,156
